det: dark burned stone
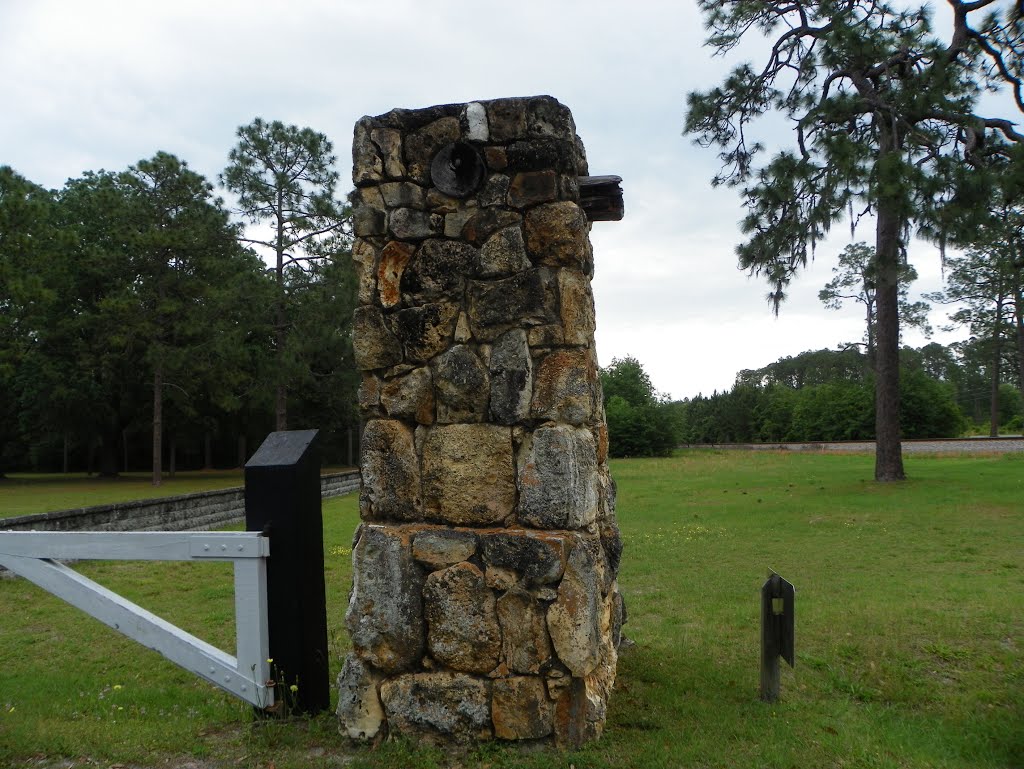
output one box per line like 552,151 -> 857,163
401,239 -> 479,302
374,104 -> 463,132
508,171 -> 558,208
432,345 -> 489,423
505,138 -> 579,175
460,207 -> 523,246
488,329 -> 532,424
468,269 -> 548,334
480,531 -> 569,585
392,303 -> 459,362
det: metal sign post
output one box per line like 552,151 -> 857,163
760,570 -> 795,702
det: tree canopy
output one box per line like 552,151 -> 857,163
222,118 -> 351,430
600,357 -> 678,457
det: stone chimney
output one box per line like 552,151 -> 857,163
337,96 -> 623,748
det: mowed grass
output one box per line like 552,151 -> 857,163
0,451 -> 1021,768
0,470 -> 249,518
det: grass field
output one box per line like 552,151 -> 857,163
0,470 -> 249,518
0,451 -> 1021,768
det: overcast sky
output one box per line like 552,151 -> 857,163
0,0 -> 964,400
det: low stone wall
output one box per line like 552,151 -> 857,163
1,470 -> 361,533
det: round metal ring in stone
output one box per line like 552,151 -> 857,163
430,141 -> 486,198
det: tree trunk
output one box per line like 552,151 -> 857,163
204,431 -> 213,470
237,434 -> 247,468
169,434 -> 177,478
275,199 -> 288,432
873,188 -> 906,481
152,366 -> 162,486
1014,265 -> 1024,402
989,299 -> 1004,438
276,380 -> 288,432
63,433 -> 70,474
98,431 -> 119,477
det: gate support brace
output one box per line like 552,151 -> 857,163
0,531 -> 273,709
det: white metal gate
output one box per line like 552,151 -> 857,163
0,530 -> 273,709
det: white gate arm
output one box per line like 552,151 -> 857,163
0,531 -> 273,709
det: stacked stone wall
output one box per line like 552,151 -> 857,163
339,96 -> 623,748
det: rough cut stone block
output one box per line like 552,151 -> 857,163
369,127 -> 404,178
464,102 -> 489,142
389,207 -> 436,240
479,226 -> 531,278
353,205 -> 387,237
484,146 -> 508,171
492,676 -> 554,740
346,525 -> 425,672
518,424 -> 598,529
352,306 -> 403,371
497,586 -> 554,675
432,345 -> 489,423
412,528 -> 478,569
421,424 -> 515,525
547,544 -> 602,677
508,171 -> 558,208
380,673 -> 492,742
401,238 -> 479,302
360,419 -> 421,521
352,238 -> 378,305
488,329 -> 532,425
353,119 -> 383,185
479,174 -> 510,207
527,96 -> 577,141
487,99 -> 528,142
553,675 -> 606,749
506,139 -> 579,175
392,303 -> 459,362
467,269 -> 549,339
530,349 -> 599,425
377,241 -> 415,308
557,269 -> 596,346
524,201 -> 588,267
380,366 -> 434,425
404,117 -> 461,183
357,373 -> 382,415
460,207 -> 522,247
480,530 -> 569,585
336,654 -> 386,740
423,562 -> 501,674
380,181 -> 425,209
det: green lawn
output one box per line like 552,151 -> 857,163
0,470 -> 248,518
0,451 -> 1021,768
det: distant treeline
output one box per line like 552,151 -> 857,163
674,345 -> 1021,446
